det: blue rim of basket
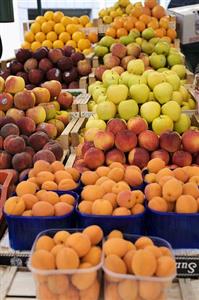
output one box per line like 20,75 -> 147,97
147,206 -> 199,217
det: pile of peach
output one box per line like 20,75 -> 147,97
104,231 -> 176,300
27,160 -> 80,191
30,225 -> 103,300
144,159 -> 199,213
78,162 -> 145,216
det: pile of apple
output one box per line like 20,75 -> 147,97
0,46 -> 91,89
74,118 -> 199,171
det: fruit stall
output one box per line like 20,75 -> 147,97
0,0 -> 199,299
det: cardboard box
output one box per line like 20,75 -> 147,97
169,4 -> 199,44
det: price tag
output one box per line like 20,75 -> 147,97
70,112 -> 80,119
81,111 -> 95,118
176,256 -> 199,278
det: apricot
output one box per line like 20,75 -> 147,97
103,238 -> 129,257
21,193 -> 38,210
22,210 -> 32,216
173,168 -> 189,183
4,196 -> 25,215
71,262 -> 97,290
16,181 -> 37,196
108,167 -> 125,182
32,201 -> 54,216
135,237 -> 154,249
58,179 -> 77,191
79,279 -> 100,300
148,197 -> 168,212
40,191 -> 59,205
48,275 -> 69,294
162,178 -> 183,202
81,171 -> 99,185
105,254 -> 127,276
105,283 -> 122,300
27,177 -> 39,188
108,230 -> 123,239
183,182 -> 199,199
81,185 -> 105,201
92,199 -> 113,215
54,202 -> 73,216
103,193 -> 117,208
145,245 -> 162,258
131,204 -> 145,215
38,284 -> 57,300
158,176 -> 174,187
123,249 -> 136,274
131,190 -> 145,204
117,190 -> 135,209
56,247 -> 80,269
139,281 -> 163,300
54,231 -> 70,246
55,170 -> 73,183
31,249 -> 55,270
118,279 -> 138,300
59,194 -> 75,205
65,167 -> 80,182
59,285 -> 79,300
112,181 -> 131,194
156,168 -> 174,183
109,162 -> 125,170
36,171 -> 55,185
144,173 -> 156,183
67,232 -> 91,257
51,244 -> 64,256
147,158 -> 165,174
78,201 -> 93,214
96,166 -> 110,177
42,181 -> 58,191
113,207 -> 131,216
36,235 -> 55,251
83,225 -> 103,246
159,247 -> 173,257
96,176 -> 109,185
124,168 -> 143,187
51,161 -> 65,173
190,176 -> 199,185
132,249 -> 157,276
29,169 -> 36,178
176,195 -> 198,213
156,256 -> 176,277
34,160 -> 51,174
101,179 -> 116,193
183,166 -> 199,178
82,246 -> 102,266
144,183 -> 162,201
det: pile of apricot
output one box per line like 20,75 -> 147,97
104,231 -> 176,300
4,181 -> 76,217
27,160 -> 80,191
30,225 -> 103,300
144,158 -> 199,213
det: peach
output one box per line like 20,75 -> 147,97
32,201 -> 54,216
81,171 -> 99,185
144,173 -> 157,183
124,167 -> 143,187
162,178 -> 183,202
51,244 -> 64,256
84,128 -> 100,142
22,210 -> 32,216
131,204 -> 145,215
148,197 -> 168,212
96,176 -> 109,185
108,167 -> 125,182
16,181 -> 37,196
93,130 -> 115,151
67,233 -> 91,257
65,167 -> 80,182
132,249 -> 157,276
36,171 -> 55,185
131,190 -> 145,204
106,148 -> 126,165
128,147 -> 150,169
92,199 -> 113,215
117,190 -> 135,209
108,230 -> 123,239
38,284 -> 57,300
26,106 -> 46,125
151,149 -> 170,165
82,246 -> 102,266
183,181 -> 199,199
51,161 -> 65,173
36,235 -> 55,251
54,202 -> 73,216
138,130 -> 159,152
14,90 -> 35,110
156,168 -> 174,183
101,179 -> 116,193
172,150 -> 192,167
113,207 -> 131,216
147,158 -> 165,174
103,193 -> 117,208
48,274 -> 69,294
176,195 -> 198,213
145,245 -> 162,259
42,181 -> 58,190
103,238 -> 129,257
58,179 -> 77,191
107,118 -> 127,136
53,231 -> 70,245
139,281 -> 163,300
124,249 -> 136,273
55,170 -> 73,183
4,196 -> 25,216
41,80 -> 62,99
31,249 -> 55,269
33,160 -> 51,174
6,108 -> 25,121
159,131 -> 181,153
81,185 -> 105,202
118,279 -> 138,300
127,116 -> 148,135
33,87 -> 51,104
71,262 -> 97,290
78,201 -> 93,214
182,130 -> 199,154
144,183 -> 162,201
21,194 -> 38,210
156,256 -> 176,277
115,130 -> 137,153
105,254 -> 127,275
59,285 -> 79,300
96,166 -> 110,177
112,181 -> 131,194
83,225 -> 103,246
59,194 -> 75,206
84,147 -> 105,170
5,75 -> 25,93
0,76 -> 5,92
79,279 -> 100,300
173,168 -> 189,183
56,247 -> 80,269
105,283 -> 122,300
0,92 -> 13,111
135,237 -> 154,249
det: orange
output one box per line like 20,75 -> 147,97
131,7 -> 143,18
30,22 -> 41,34
167,28 -> 177,40
53,11 -> 64,23
42,40 -> 53,48
88,32 -> 98,43
24,31 -> 35,43
152,5 -> 166,19
116,28 -> 128,38
59,32 -> 71,43
44,11 -> 54,21
145,0 -> 158,9
53,40 -> 64,49
78,38 -> 91,50
105,27 -> 116,38
66,24 -> 78,34
159,17 -> 169,29
83,48 -> 93,55
148,20 -> 159,30
35,32 -> 46,42
155,28 -> 166,38
85,22 -> 93,28
79,15 -> 90,26
66,40 -> 76,48
139,14 -> 151,25
72,31 -> 85,42
46,31 -> 57,42
61,16 -> 72,26
71,17 -> 79,24
35,16 -> 45,24
54,23 -> 65,34
112,19 -> 124,30
142,6 -> 152,16
123,18 -> 135,31
48,20 -> 55,28
21,41 -> 31,49
41,22 -> 53,33
135,21 -> 146,32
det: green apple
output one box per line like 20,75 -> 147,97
149,53 -> 166,69
88,100 -> 96,111
142,69 -> 154,80
94,45 -> 109,57
174,113 -> 191,134
92,86 -> 106,102
96,95 -> 107,104
86,119 -> 107,130
171,64 -> 186,79
130,83 -> 150,104
102,70 -> 120,87
148,91 -> 155,101
157,67 -> 169,72
150,37 -> 160,45
139,75 -> 147,84
154,41 -> 170,56
188,98 -> 196,109
161,101 -> 181,121
179,85 -> 189,101
127,59 -> 145,75
96,101 -> 116,120
135,37 -> 143,45
140,101 -> 161,123
118,99 -> 139,120
99,36 -> 115,48
88,81 -> 102,94
152,115 -> 173,135
121,71 -> 133,85
106,84 -> 128,104
172,91 -> 183,105
165,73 -> 181,91
119,35 -> 134,45
167,53 -> 184,66
128,74 -> 141,87
142,28 -> 155,40
141,41 -> 154,55
129,28 -> 140,38
153,82 -> 173,104
147,71 -> 165,90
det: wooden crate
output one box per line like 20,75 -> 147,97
71,93 -> 94,117
0,57 -> 15,71
70,117 -> 87,148
56,117 -> 79,150
186,69 -> 194,85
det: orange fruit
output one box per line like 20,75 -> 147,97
61,16 -> 72,26
53,40 -> 64,49
46,31 -> 57,42
159,17 -> 169,29
148,20 -> 159,29
35,32 -> 46,42
24,31 -> 35,43
44,11 -> 54,21
85,22 -> 93,28
30,22 -> 41,34
35,16 -> 45,24
88,32 -> 98,43
112,19 -> 124,30
167,28 -> 177,40
131,7 -> 143,18
116,28 -> 128,38
72,31 -> 85,42
79,15 -> 90,26
135,20 -> 146,31
71,17 -> 79,24
105,27 -> 116,38
59,32 -> 71,43
66,40 -> 76,48
54,23 -> 65,34
41,22 -> 53,33
66,24 -> 78,34
139,14 -> 151,25
78,38 -> 91,50
123,18 -> 135,31
145,0 -> 158,9
53,11 -> 64,23
21,41 -> 31,49
152,5 -> 166,19
155,28 -> 166,38
142,6 -> 152,16
42,40 -> 53,48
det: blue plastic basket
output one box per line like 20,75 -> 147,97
4,191 -> 79,251
147,207 -> 199,249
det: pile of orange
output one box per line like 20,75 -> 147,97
105,0 -> 177,42
22,11 -> 98,54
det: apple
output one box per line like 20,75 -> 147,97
142,28 -> 155,40
127,59 -> 144,75
96,101 -> 116,120
118,100 -> 139,120
128,74 -> 142,87
174,113 -> 191,134
99,36 -> 115,48
141,41 -> 154,55
161,101 -> 181,122
147,71 -> 165,90
171,64 -> 186,79
103,53 -> 120,69
172,91 -> 183,105
149,53 -> 166,69
120,71 -> 133,86
140,101 -> 161,123
102,70 -> 120,87
126,43 -> 141,57
88,81 -> 102,95
154,42 -> 170,56
153,82 -> 173,104
130,83 -> 150,104
179,85 -> 189,101
152,115 -> 173,135
96,95 -> 107,104
92,86 -> 106,102
106,84 -> 128,104
165,73 -> 181,91
119,35 -> 134,46
167,53 -> 184,66
182,130 -> 199,153
159,131 -> 181,152
127,116 -> 148,135
85,119 -> 106,130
